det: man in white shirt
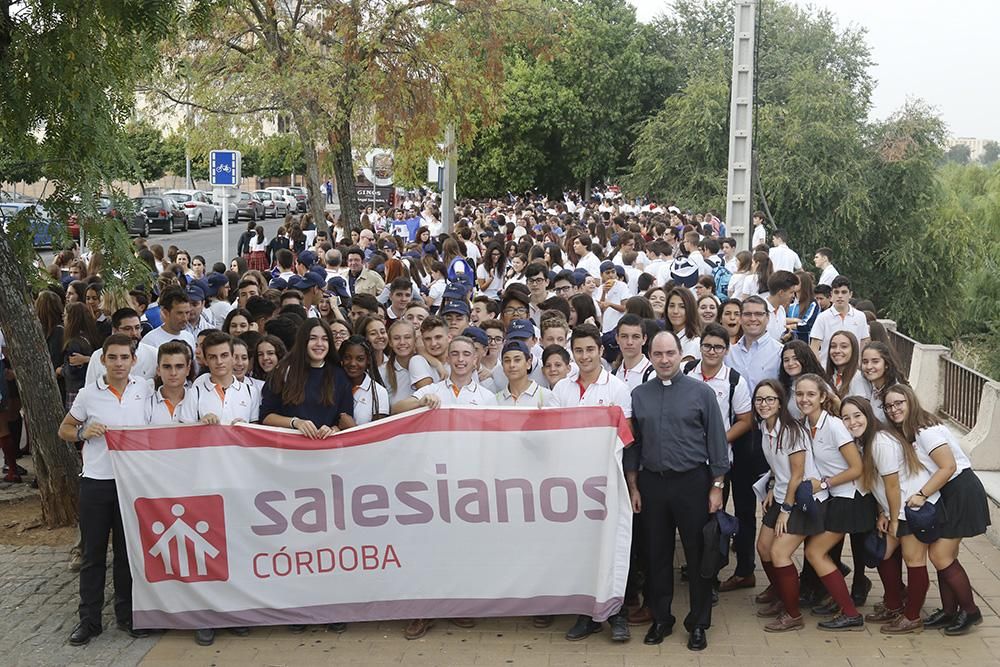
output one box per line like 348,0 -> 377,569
614,314 -> 651,392
767,229 -> 802,273
553,323 -> 633,643
394,335 -> 497,413
58,334 -> 154,646
726,296 -> 783,393
721,238 -> 739,273
205,272 -> 233,327
809,275 -> 870,362
86,308 -> 158,384
139,287 -> 197,356
184,282 -> 216,337
751,211 -> 767,249
573,237 -> 602,278
814,247 -> 839,286
188,332 -> 260,424
763,270 -> 800,342
495,341 -> 558,407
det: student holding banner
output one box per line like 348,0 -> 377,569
58,334 -> 153,646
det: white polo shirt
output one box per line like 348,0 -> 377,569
140,326 -> 197,356
69,375 -> 153,480
768,245 -> 802,273
761,420 -> 827,504
615,356 -> 652,393
352,374 -> 390,425
832,369 -> 867,399
552,369 -> 632,417
685,362 -> 751,432
819,264 -> 839,286
412,376 -> 497,406
86,343 -> 158,385
576,252 -> 602,278
144,387 -> 196,425
807,411 -> 857,499
490,356 -> 547,393
871,431 -> 939,519
496,380 -> 558,407
765,302 -> 788,342
188,374 -> 260,424
599,280 -> 632,334
751,224 -> 766,249
914,424 -> 971,481
810,307 -> 870,361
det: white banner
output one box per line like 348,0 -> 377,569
105,406 -> 633,629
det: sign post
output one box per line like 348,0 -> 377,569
210,150 -> 241,264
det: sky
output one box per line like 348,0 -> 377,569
627,0 -> 999,140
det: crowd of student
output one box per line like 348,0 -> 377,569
0,191 -> 989,652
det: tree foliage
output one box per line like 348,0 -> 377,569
980,140 -> 1000,166
944,144 -> 971,164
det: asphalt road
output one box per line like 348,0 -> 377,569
141,214 -> 286,268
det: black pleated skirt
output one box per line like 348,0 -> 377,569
761,501 -> 826,536
822,492 -> 877,534
939,468 -> 991,539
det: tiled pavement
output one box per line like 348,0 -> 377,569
5,536 -> 1000,667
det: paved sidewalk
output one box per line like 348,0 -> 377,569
4,536 -> 1000,667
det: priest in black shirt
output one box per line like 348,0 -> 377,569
626,331 -> 729,651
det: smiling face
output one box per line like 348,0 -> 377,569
228,315 -> 250,336
257,342 -> 279,373
794,377 -> 824,419
232,343 -> 249,380
543,355 -> 569,386
340,344 -> 369,382
389,323 -> 416,358
666,294 -> 686,331
861,347 -> 886,384
502,350 -> 529,383
698,298 -> 718,324
753,384 -> 781,422
782,348 -> 803,378
571,335 -> 602,377
448,340 -> 477,378
306,326 -> 329,364
840,401 -> 868,439
365,319 -> 388,353
647,290 -> 666,317
422,325 -> 449,359
828,333 -> 853,368
884,390 -> 909,425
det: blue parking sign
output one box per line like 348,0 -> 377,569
209,150 -> 241,187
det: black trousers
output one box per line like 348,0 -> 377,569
78,477 -> 132,628
730,430 -> 768,577
639,466 -> 712,631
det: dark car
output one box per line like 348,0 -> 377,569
99,195 -> 149,238
235,191 -> 266,221
131,196 -> 188,234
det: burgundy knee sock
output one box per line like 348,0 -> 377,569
772,564 -> 801,617
937,568 -> 957,614
762,560 -> 778,586
938,561 -> 978,614
819,571 -> 859,617
904,565 -> 929,621
877,552 -> 904,610
0,435 -> 17,479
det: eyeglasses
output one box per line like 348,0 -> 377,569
486,336 -> 504,345
528,277 -> 547,285
753,396 -> 780,405
742,311 -> 766,319
554,285 -> 573,293
503,307 -> 528,316
700,343 -> 727,354
332,331 -> 350,340
884,400 -> 906,412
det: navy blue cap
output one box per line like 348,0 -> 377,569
904,503 -> 940,544
614,265 -> 626,278
297,250 -> 317,267
380,239 -> 397,251
794,480 -> 819,518
443,281 -> 469,302
501,340 -> 531,358
291,271 -> 323,290
716,510 -> 739,541
422,242 -> 437,255
506,318 -> 534,340
268,277 -> 289,290
440,300 -> 470,317
205,272 -> 228,297
326,276 -> 350,300
570,268 -> 588,285
185,282 -> 206,302
462,326 -> 489,347
599,260 -> 615,273
863,531 -> 886,569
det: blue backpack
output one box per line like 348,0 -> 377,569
711,263 -> 732,301
447,257 -> 476,293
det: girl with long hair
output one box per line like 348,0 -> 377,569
665,287 -> 701,362
794,373 -> 869,632
338,335 -> 389,425
644,286 -> 667,322
260,318 -> 356,437
728,251 -> 752,298
62,302 -> 100,411
753,380 -> 826,632
568,293 -> 599,328
825,331 -> 866,398
476,242 -> 505,299
883,384 -> 990,635
860,342 -> 907,423
252,334 -> 287,381
696,293 -> 719,326
247,226 -> 269,272
356,315 -> 389,372
789,271 -> 819,342
779,340 -> 829,418
383,320 -> 436,406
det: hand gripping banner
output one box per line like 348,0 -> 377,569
105,406 -> 634,629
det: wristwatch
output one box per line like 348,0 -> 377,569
712,481 -> 725,490
819,477 -> 830,491
780,502 -> 793,513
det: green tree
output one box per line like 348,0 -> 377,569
980,140 -> 1000,165
257,135 -> 306,180
945,143 -> 971,164
119,122 -> 169,192
0,0 -> 180,527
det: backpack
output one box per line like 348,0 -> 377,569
711,263 -> 732,301
640,360 -> 742,424
447,257 -> 475,293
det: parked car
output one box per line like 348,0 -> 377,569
252,190 -> 289,218
199,190 -> 239,224
265,187 -> 298,212
98,195 -> 149,238
131,195 -> 189,234
235,190 -> 266,221
164,190 -> 219,228
286,186 -> 308,212
0,202 -> 55,249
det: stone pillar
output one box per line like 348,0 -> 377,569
966,382 -> 1000,471
907,343 -> 949,414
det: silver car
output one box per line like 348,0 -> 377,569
164,190 -> 219,228
253,190 -> 289,218
199,190 -> 239,224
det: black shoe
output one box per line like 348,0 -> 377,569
680,564 -> 689,582
194,628 -> 215,646
2,464 -> 27,475
116,620 -> 151,639
289,624 -> 307,633
687,627 -> 707,651
837,561 -> 852,579
943,610 -> 983,636
327,622 -> 347,633
851,576 -> 873,607
69,623 -> 101,646
923,608 -> 956,629
811,597 -> 840,617
565,615 -> 602,641
818,613 -> 865,632
799,588 -> 820,606
711,588 -> 720,606
228,626 -> 250,637
610,615 -> 630,642
643,622 -> 672,645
